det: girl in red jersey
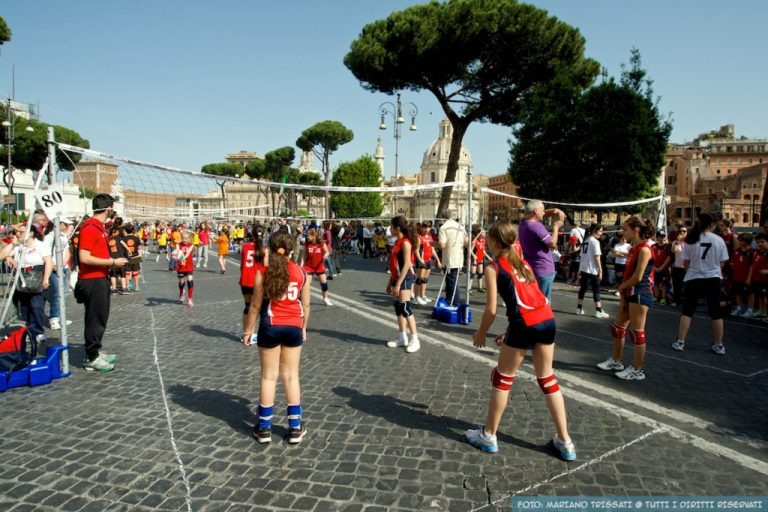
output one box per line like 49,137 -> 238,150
244,232 -> 311,445
466,222 -> 575,460
240,226 -> 267,345
385,216 -> 420,353
413,222 -> 442,305
596,217 -> 655,381
176,231 -> 196,306
469,226 -> 488,294
300,228 -> 333,306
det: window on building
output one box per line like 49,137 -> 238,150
726,146 -> 733,153
707,188 -> 714,193
743,213 -> 749,223
675,208 -> 682,219
744,195 -> 751,200
755,213 -> 761,224
749,159 -> 753,164
667,176 -> 676,185
725,212 -> 730,220
727,169 -> 731,174
737,146 -> 744,152
754,183 -> 759,188
430,172 -> 435,183
716,169 -> 720,175
760,158 -> 764,164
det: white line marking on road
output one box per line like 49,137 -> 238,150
747,368 -> 768,377
558,328 -> 753,378
471,427 -> 668,512
320,290 -> 768,477
150,309 -> 193,512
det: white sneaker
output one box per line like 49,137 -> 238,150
415,296 -> 427,305
323,298 -> 334,306
406,334 -> 421,353
595,310 -> 609,319
596,357 -> 624,371
49,317 -> 61,330
711,343 -> 726,355
386,333 -> 407,348
575,309 -> 585,316
671,340 -> 685,351
615,365 -> 645,381
422,295 -> 431,303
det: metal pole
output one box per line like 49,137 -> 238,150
48,127 -> 69,374
394,93 -> 401,214
465,166 -> 473,314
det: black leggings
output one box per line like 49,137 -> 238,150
578,272 -> 601,302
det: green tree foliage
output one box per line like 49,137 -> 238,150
330,156 -> 383,218
200,162 -> 244,177
0,17 -> 11,46
509,49 -> 672,208
297,120 -> 354,217
345,0 -> 599,215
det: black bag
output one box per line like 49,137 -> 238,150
0,326 -> 32,375
18,267 -> 43,294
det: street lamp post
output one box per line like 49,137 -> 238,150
378,93 -> 418,216
2,98 -> 35,195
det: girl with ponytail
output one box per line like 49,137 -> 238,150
244,232 -> 312,445
596,216 -> 655,380
576,223 -> 609,318
674,213 -> 729,355
466,222 -> 576,461
385,216 -> 421,353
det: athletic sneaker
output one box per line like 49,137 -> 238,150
465,427 -> 498,453
416,296 -> 428,305
386,334 -> 408,348
252,426 -> 272,444
179,296 -> 185,304
596,357 -> 624,371
83,354 -> 114,372
406,334 -> 421,353
742,310 -> 757,318
615,365 -> 645,381
575,308 -> 585,316
101,353 -> 117,364
118,289 -> 130,295
422,295 -> 431,303
323,298 -> 333,306
671,340 -> 685,351
187,299 -> 194,307
711,343 -> 726,355
594,311 -> 609,319
551,435 -> 577,461
134,286 -> 140,292
287,425 -> 306,445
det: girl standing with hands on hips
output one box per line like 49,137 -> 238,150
466,222 -> 575,460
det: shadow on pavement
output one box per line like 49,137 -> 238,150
145,296 -> 183,306
333,386 -> 543,454
312,328 -> 382,346
167,384 -> 258,436
189,324 -> 242,343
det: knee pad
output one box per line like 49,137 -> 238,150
491,367 -> 516,391
187,280 -> 194,289
414,277 -> 422,285
628,329 -> 646,346
469,273 -> 476,280
321,282 -> 329,292
537,373 -> 560,394
400,301 -> 413,318
610,322 -> 627,341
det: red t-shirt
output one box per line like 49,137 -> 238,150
303,242 -> 327,274
651,243 -> 669,268
239,242 -> 265,287
176,242 -> 195,273
419,234 -> 433,262
78,218 -> 110,279
731,249 -> 752,283
264,261 -> 306,328
752,251 -> 768,282
474,238 -> 487,262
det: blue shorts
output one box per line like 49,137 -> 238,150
414,260 -> 431,270
626,293 -> 653,308
390,276 -> 415,291
504,318 -> 557,350
257,324 -> 303,349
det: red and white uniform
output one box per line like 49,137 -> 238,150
176,242 -> 195,273
240,241 -> 264,287
263,261 -> 306,328
303,242 -> 327,274
473,238 -> 486,264
419,233 -> 433,263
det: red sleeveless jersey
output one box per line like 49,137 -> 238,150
419,234 -> 433,262
176,242 -> 195,273
303,241 -> 327,273
624,242 -> 654,297
239,242 -> 265,287
390,237 -> 414,278
264,261 -> 306,328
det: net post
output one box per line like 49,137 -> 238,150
48,127 -> 69,375
465,166 -> 473,311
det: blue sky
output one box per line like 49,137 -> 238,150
2,0 -> 766,181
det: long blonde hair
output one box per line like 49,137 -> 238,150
488,222 -> 534,282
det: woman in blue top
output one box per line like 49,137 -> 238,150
466,222 -> 575,461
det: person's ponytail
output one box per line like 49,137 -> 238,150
265,232 -> 294,300
686,213 -> 714,245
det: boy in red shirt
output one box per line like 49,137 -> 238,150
176,232 -> 196,306
731,234 -> 753,317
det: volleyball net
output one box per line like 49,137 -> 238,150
54,141 -> 666,230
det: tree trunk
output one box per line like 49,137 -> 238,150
436,120 -> 469,218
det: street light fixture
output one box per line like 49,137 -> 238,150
3,99 -> 36,194
378,92 -> 418,216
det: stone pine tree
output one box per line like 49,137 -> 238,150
510,48 -> 671,213
345,0 -> 599,215
330,156 -> 384,218
0,17 -> 11,47
296,120 -> 354,217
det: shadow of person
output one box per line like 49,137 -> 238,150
167,384 -> 261,436
145,297 -> 183,306
357,290 -> 395,308
189,324 -> 241,343
332,386 -> 541,453
311,328 -> 381,346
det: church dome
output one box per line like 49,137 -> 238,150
420,118 -> 472,183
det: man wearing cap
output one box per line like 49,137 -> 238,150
74,194 -> 128,372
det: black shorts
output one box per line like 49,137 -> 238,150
109,267 -> 125,278
751,281 -> 768,298
682,278 -> 724,319
257,324 -> 303,349
241,285 -> 254,296
177,271 -> 193,279
614,263 -> 626,274
126,263 -> 140,273
504,318 -> 556,350
390,276 -> 415,290
414,260 -> 432,270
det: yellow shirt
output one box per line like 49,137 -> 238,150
158,232 -> 168,245
193,233 -> 200,245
